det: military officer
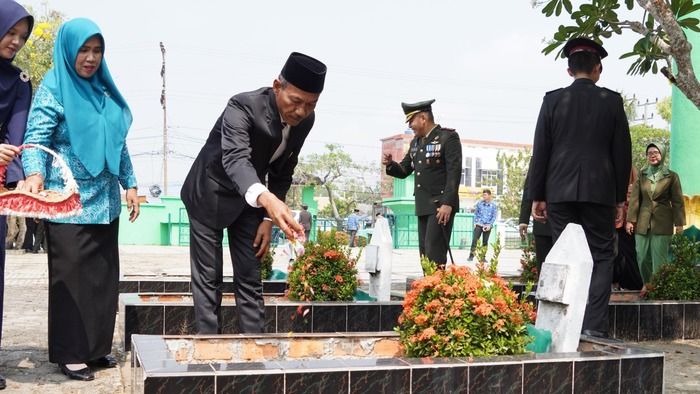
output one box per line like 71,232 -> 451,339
382,99 -> 462,267
529,38 -> 631,338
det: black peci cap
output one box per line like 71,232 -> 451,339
401,99 -> 435,123
563,37 -> 608,59
280,52 -> 327,94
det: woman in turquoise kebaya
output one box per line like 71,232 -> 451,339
22,18 -> 139,381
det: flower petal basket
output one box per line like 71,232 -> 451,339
0,144 -> 82,219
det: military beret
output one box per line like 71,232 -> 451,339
562,37 -> 608,59
281,52 -> 327,94
401,99 -> 435,123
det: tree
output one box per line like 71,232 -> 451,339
629,124 -> 670,171
294,144 -> 380,224
13,7 -> 64,90
657,95 -> 672,123
534,0 -> 700,110
496,149 -> 532,219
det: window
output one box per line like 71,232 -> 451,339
461,157 -> 472,186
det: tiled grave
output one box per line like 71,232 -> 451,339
119,276 -> 288,295
609,301 -> 700,341
131,333 -> 664,394
119,293 -> 403,350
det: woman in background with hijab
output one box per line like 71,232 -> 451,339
22,18 -> 139,381
0,0 -> 33,389
626,142 -> 686,294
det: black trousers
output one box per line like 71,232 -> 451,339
417,213 -> 455,265
188,209 -> 265,334
534,234 -> 554,271
0,217 -> 5,346
547,202 -> 615,334
46,220 -> 119,363
613,227 -> 643,290
470,224 -> 492,254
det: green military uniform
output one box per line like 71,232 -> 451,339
385,100 -> 462,265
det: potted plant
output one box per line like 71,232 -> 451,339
397,260 -> 536,357
287,230 -> 358,301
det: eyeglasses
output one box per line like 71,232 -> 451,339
647,151 -> 661,157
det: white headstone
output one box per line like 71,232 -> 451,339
368,216 -> 393,301
535,223 -> 593,352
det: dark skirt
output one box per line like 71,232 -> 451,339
0,217 -> 6,347
46,219 -> 119,364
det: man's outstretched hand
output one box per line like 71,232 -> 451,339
257,191 -> 304,240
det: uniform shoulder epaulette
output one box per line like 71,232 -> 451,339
441,127 -> 456,132
601,87 -> 621,96
545,88 -> 563,95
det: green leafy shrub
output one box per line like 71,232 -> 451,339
397,264 -> 536,357
287,230 -> 358,301
420,255 -> 437,276
647,234 -> 700,300
260,250 -> 273,280
519,240 -> 539,284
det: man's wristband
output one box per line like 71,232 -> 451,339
263,217 -> 273,222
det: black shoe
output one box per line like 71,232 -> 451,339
0,374 -> 6,390
87,355 -> 117,368
581,329 -> 609,339
58,364 -> 95,381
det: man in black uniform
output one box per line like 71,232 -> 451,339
382,99 -> 462,267
519,170 -> 553,270
529,38 -> 631,338
181,52 -> 326,334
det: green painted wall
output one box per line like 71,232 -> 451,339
118,196 -> 186,245
670,10 -> 700,196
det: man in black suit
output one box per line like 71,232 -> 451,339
529,38 -> 631,338
519,171 -> 553,271
382,99 -> 462,268
181,52 -> 327,334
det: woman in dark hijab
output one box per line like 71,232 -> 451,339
0,0 -> 32,390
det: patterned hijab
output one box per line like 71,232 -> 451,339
0,0 -> 33,120
42,18 -> 131,177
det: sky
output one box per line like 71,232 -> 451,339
23,0 -> 672,195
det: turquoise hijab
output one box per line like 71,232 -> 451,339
42,18 -> 131,177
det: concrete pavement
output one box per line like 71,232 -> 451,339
0,245 -> 698,393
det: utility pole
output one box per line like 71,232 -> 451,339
160,42 -> 168,196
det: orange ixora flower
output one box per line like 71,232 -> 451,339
334,275 -> 344,283
397,256 -> 536,358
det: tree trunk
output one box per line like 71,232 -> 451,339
324,184 -> 343,228
638,0 -> 700,110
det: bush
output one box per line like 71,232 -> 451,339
318,230 -> 349,245
397,264 -> 536,357
287,230 -> 358,301
260,250 -> 273,281
647,235 -> 700,300
519,240 -> 539,284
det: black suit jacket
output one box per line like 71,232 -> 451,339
529,78 -> 631,207
181,87 -> 313,229
386,125 -> 462,216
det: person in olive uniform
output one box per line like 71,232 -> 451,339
382,99 -> 462,267
529,38 -> 631,338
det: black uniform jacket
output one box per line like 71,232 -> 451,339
181,87 -> 313,229
529,78 -> 631,207
386,125 -> 462,216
